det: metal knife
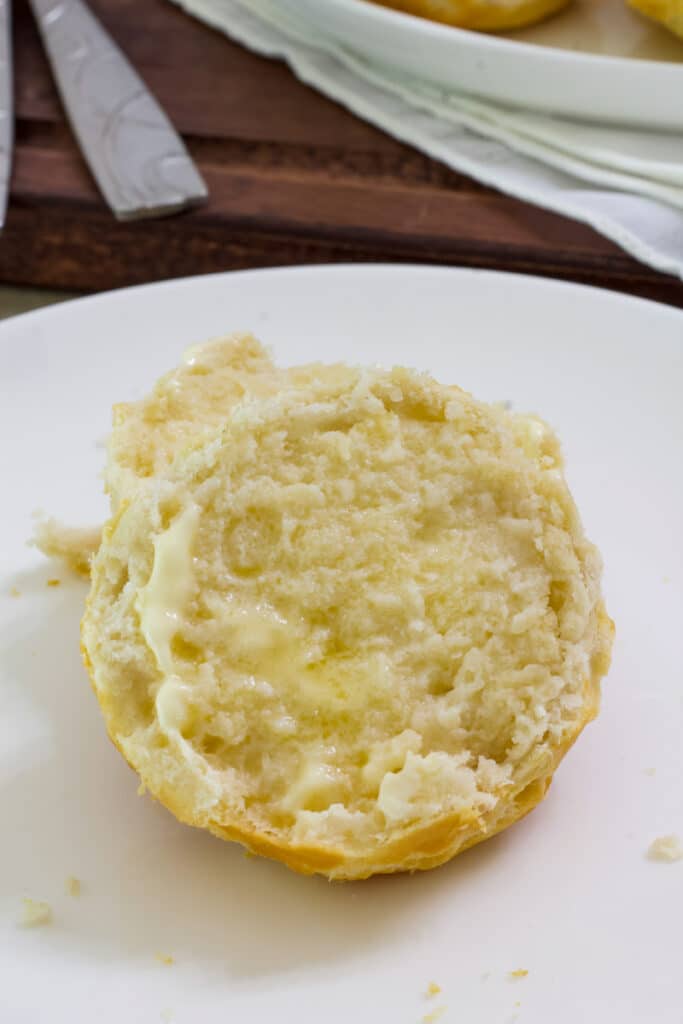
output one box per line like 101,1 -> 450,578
27,0 -> 208,220
0,0 -> 12,229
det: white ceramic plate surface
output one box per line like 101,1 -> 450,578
1,264 -> 682,1023
281,0 -> 683,128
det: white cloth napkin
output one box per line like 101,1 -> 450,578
172,0 -> 683,281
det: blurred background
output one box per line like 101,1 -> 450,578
2,0 -> 682,321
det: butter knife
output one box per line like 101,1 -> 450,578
27,0 -> 208,220
0,0 -> 12,229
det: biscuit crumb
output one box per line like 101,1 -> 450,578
425,982 -> 441,998
422,1008 -> 446,1024
31,518 -> 99,578
47,578 -> 61,587
647,835 -> 683,862
155,952 -> 175,966
20,898 -> 53,927
644,768 -> 656,777
9,586 -> 20,598
65,876 -> 81,897
509,969 -> 529,979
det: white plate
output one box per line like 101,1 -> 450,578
1,265 -> 682,1023
281,0 -> 683,128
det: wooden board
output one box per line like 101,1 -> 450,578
3,0 -> 681,306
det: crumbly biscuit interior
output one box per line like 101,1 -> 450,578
88,366 -> 608,852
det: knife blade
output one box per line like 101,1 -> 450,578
28,0 -> 208,220
0,0 -> 13,229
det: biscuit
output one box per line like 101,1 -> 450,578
628,0 -> 683,38
370,0 -> 571,33
82,364 -> 612,879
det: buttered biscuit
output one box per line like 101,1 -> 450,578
82,364 -> 612,879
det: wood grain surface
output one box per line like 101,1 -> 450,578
4,0 -> 682,305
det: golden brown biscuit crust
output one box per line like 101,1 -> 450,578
369,0 -> 572,33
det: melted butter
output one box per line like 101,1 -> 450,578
301,652 -> 392,710
281,760 -> 346,813
218,603 -> 391,713
223,605 -> 293,662
135,505 -> 200,734
155,679 -> 195,734
136,504 -> 393,741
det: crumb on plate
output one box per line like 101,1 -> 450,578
644,768 -> 656,777
20,898 -> 53,927
647,835 -> 683,862
155,952 -> 175,966
509,969 -> 529,979
31,517 -> 99,578
47,578 -> 61,587
65,876 -> 81,897
425,981 -> 441,998
422,1007 -> 446,1024
9,586 -> 20,598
